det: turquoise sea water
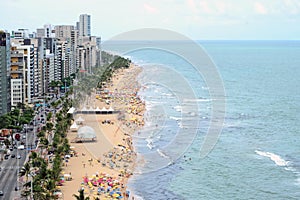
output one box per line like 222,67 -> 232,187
103,41 -> 300,200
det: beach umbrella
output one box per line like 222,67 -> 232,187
113,193 -> 120,198
83,177 -> 89,183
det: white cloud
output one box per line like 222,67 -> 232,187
1,0 -> 300,39
254,2 -> 268,15
143,3 -> 158,14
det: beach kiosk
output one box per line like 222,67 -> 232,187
70,122 -> 79,132
67,107 -> 76,114
75,116 -> 85,125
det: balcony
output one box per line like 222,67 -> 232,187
11,53 -> 23,57
11,61 -> 23,66
11,76 -> 23,79
11,70 -> 23,74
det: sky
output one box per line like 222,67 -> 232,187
1,0 -> 300,40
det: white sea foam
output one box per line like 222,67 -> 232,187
183,98 -> 212,102
296,177 -> 300,186
161,92 -> 173,97
255,150 -> 289,167
157,149 -> 175,166
146,138 -> 154,149
131,194 -> 144,200
178,121 -> 184,128
173,105 -> 182,112
169,116 -> 182,121
255,151 -> 300,187
157,149 -> 169,159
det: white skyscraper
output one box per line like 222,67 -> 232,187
79,14 -> 91,37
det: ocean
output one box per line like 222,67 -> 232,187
103,40 -> 300,199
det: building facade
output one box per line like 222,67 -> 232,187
79,14 -> 91,37
2,14 -> 100,109
10,44 -> 34,106
55,25 -> 74,40
0,31 -> 11,115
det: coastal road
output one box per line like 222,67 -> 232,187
0,147 -> 26,199
0,126 -> 37,199
0,96 -> 58,199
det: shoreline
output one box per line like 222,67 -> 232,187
61,63 -> 144,199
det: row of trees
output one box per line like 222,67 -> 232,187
72,52 -> 131,108
97,55 -> 131,88
49,74 -> 75,89
19,91 -> 73,199
0,103 -> 34,130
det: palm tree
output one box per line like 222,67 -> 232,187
73,189 -> 90,200
19,162 -> 31,183
3,138 -> 10,148
31,179 -> 49,200
43,178 -> 56,198
19,162 -> 33,199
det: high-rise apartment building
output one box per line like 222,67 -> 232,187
12,29 -> 30,39
77,36 -> 97,73
0,31 -> 11,115
55,25 -> 77,78
36,24 -> 55,38
55,25 -> 74,41
2,14 -> 100,108
45,49 -> 55,90
36,28 -> 45,38
11,38 -> 41,103
10,44 -> 35,106
79,14 -> 91,37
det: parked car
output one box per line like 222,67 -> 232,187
11,154 -> 16,158
0,190 -> 3,196
17,155 -> 21,159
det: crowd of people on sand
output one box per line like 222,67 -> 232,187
80,172 -> 132,199
97,89 -> 145,131
99,145 -> 136,173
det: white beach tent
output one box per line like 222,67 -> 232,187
81,107 -> 89,113
95,107 -> 102,112
75,116 -> 85,124
70,121 -> 79,132
67,107 -> 76,114
101,107 -> 108,112
88,107 -> 95,112
77,126 -> 97,141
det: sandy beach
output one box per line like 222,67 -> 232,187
61,64 -> 144,199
